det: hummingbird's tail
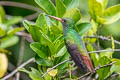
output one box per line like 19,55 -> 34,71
66,43 -> 94,72
81,54 -> 95,72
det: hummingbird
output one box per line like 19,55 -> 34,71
47,15 -> 94,72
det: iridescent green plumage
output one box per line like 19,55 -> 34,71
48,15 -> 94,72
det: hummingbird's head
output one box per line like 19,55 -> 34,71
61,18 -> 75,29
47,15 -> 75,29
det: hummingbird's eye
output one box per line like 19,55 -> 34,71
63,19 -> 67,23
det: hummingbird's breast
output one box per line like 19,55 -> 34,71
64,29 -> 94,72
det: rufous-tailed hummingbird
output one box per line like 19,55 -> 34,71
47,15 -> 94,72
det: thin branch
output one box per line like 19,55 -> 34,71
32,48 -> 120,78
0,1 -> 41,12
77,61 -> 116,80
88,49 -> 120,54
95,61 -> 116,71
42,59 -> 71,77
76,72 -> 91,80
85,36 -> 120,45
16,32 -> 33,42
2,58 -> 35,80
16,37 -> 25,80
23,12 -> 40,20
17,37 -> 25,66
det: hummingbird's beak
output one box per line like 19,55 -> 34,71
46,15 -> 64,22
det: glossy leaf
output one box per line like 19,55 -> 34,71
111,59 -> 120,73
35,0 -> 56,16
103,4 -> 120,24
97,56 -> 111,80
0,27 -> 6,37
7,27 -> 24,36
30,42 -> 47,59
0,36 -> 19,48
76,22 -> 92,36
39,30 -> 55,55
0,6 -> 5,23
23,20 -> 32,31
5,16 -> 22,27
19,68 -> 44,80
88,0 -> 105,23
96,0 -> 108,9
56,0 -> 66,17
63,8 -> 81,23
63,0 -> 72,8
35,55 -> 53,66
64,0 -> 80,10
57,53 -> 69,69
29,25 -> 41,42
100,48 -> 113,58
47,68 -> 58,76
55,46 -> 67,57
36,13 -> 47,27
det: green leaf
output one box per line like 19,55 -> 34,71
97,56 -> 111,80
111,59 -> 120,73
63,8 -> 81,23
7,27 -> 24,36
55,46 -> 67,57
103,4 -> 120,24
76,23 -> 92,36
56,0 -> 66,17
5,16 -> 22,27
0,6 -> 5,23
91,53 -> 99,67
57,53 -> 69,69
39,30 -> 55,55
64,0 -> 80,10
47,68 -> 58,77
29,25 -> 41,42
23,20 -> 32,31
0,36 -> 19,48
0,27 -> 6,37
100,48 -> 113,58
88,0 -> 106,23
35,55 -> 53,66
19,68 -> 44,80
63,0 -> 72,8
30,42 -> 47,59
36,13 -> 47,27
35,0 -> 56,16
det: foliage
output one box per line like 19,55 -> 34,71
0,0 -> 120,80
21,0 -> 120,80
0,6 -> 24,78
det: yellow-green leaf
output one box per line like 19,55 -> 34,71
35,0 -> 56,16
0,27 -> 6,37
0,6 -> 5,23
0,53 -> 8,78
104,4 -> 120,24
7,27 -> 24,36
88,0 -> 105,23
56,0 -> 66,18
111,36 -> 115,49
63,8 -> 81,23
47,68 -> 58,77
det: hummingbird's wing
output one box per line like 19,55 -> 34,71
66,42 -> 89,72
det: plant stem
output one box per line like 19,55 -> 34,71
2,58 -> 35,80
